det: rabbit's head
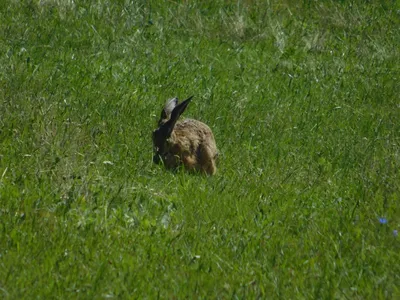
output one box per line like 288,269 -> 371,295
152,96 -> 193,164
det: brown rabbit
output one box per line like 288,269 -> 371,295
152,96 -> 218,175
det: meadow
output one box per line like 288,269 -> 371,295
0,0 -> 399,298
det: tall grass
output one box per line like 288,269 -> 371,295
1,0 -> 399,298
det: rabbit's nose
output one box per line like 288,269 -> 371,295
153,154 -> 161,164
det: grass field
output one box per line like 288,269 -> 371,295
1,0 -> 399,298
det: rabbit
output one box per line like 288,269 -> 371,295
152,96 -> 218,175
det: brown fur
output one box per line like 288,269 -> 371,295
153,97 -> 218,175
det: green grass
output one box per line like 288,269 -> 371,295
1,0 -> 399,298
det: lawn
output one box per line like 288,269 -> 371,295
0,0 -> 399,298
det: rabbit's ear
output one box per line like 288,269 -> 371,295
162,95 -> 193,137
160,97 -> 179,121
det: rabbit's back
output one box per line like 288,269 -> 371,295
168,119 -> 218,174
173,119 -> 217,153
